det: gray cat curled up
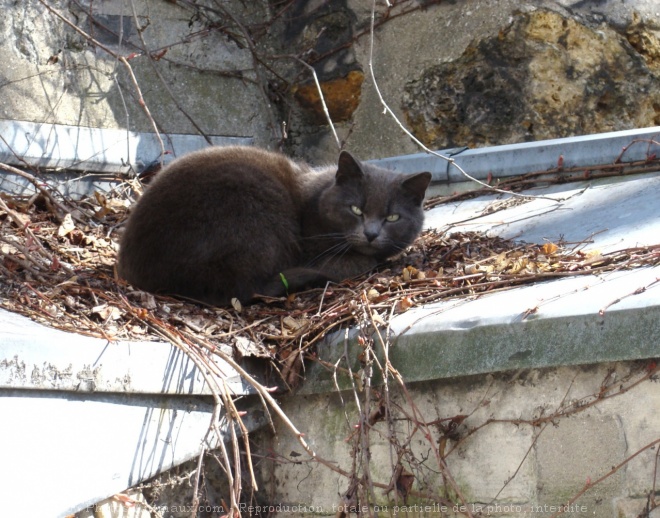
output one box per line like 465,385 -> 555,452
117,146 -> 431,305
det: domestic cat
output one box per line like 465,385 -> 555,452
117,146 -> 431,305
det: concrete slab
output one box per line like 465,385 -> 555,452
0,302 -> 261,517
0,389 -> 263,517
0,307 -> 252,396
426,172 -> 660,254
0,119 -> 253,198
301,171 -> 660,393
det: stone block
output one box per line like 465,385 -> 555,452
616,380 -> 660,497
402,9 -> 660,150
535,414 -> 625,516
445,422 -> 537,503
614,497 -> 660,518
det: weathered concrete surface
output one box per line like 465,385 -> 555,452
0,0 -> 273,143
1,389 -> 219,517
257,362 -> 660,517
3,1 -> 659,162
0,307 -> 247,395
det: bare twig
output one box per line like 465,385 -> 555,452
37,0 -> 166,162
293,58 -> 341,150
367,1 -> 562,202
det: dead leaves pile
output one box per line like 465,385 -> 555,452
1,186 -> 659,386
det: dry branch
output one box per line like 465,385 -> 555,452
2,158 -> 660,514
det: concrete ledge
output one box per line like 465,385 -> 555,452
299,170 -> 660,395
300,266 -> 660,394
0,119 -> 253,173
0,389 -> 263,517
0,119 -> 253,198
0,307 -> 265,517
0,308 -> 254,396
371,126 -> 660,183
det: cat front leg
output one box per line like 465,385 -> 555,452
314,253 -> 379,284
256,267 -> 333,299
256,254 -> 379,299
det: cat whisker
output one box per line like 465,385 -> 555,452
306,241 -> 352,268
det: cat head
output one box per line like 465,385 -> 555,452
318,151 -> 432,260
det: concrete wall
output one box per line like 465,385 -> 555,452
256,361 -> 660,517
1,0 -> 275,150
2,1 -> 659,165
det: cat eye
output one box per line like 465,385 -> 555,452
386,214 -> 400,222
350,205 -> 363,216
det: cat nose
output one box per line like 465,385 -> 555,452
363,222 -> 381,242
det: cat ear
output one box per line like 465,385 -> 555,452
402,172 -> 432,204
336,151 -> 365,184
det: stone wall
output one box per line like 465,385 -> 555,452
2,1 -> 659,165
0,0 -> 275,147
280,0 -> 660,161
255,361 -> 660,518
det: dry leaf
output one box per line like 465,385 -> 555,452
1,242 -> 18,255
401,265 -> 419,282
541,242 -> 558,255
92,304 -> 122,321
366,288 -> 380,301
395,296 -> 414,313
57,213 -> 76,237
464,263 -> 481,275
283,315 -> 303,331
235,336 -> 271,358
371,311 -> 386,326
509,257 -> 528,274
395,466 -> 415,500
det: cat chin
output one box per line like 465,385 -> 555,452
348,240 -> 394,258
351,245 -> 379,256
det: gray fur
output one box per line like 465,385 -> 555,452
117,146 -> 431,305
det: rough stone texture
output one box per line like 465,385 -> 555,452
402,9 -> 660,149
292,70 -> 364,124
615,497 -> 660,518
4,1 -> 658,161
276,0 -> 358,82
254,362 -> 660,517
0,1 -> 116,129
613,378 -> 660,497
625,11 -> 660,73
